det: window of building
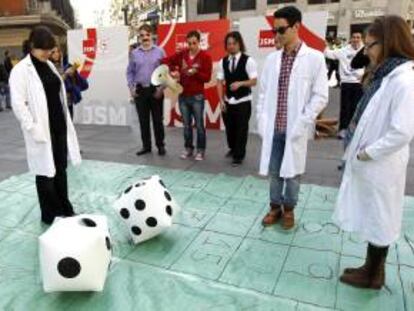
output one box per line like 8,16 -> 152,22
308,0 -> 339,4
231,0 -> 256,11
267,0 -> 295,4
197,0 -> 221,14
326,25 -> 337,39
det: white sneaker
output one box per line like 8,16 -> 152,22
337,129 -> 346,140
180,149 -> 193,160
194,152 -> 204,161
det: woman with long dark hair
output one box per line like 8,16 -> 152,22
9,26 -> 81,225
333,16 -> 414,289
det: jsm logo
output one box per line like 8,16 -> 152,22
258,30 -> 275,48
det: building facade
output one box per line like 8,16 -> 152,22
0,0 -> 75,58
111,0 -> 186,43
111,0 -> 185,27
191,0 -> 414,39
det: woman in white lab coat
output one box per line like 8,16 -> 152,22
9,26 -> 81,225
333,16 -> 414,289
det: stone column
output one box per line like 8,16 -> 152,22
337,0 -> 353,39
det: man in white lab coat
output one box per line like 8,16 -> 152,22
259,6 -> 328,229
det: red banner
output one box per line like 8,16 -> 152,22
158,19 -> 230,130
80,28 -> 97,79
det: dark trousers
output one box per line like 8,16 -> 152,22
68,104 -> 74,120
134,87 -> 165,150
339,83 -> 363,130
222,100 -> 251,161
35,131 -> 74,223
327,60 -> 340,84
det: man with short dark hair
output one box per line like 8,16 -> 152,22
325,32 -> 364,139
163,30 -> 212,161
127,24 -> 166,156
259,6 -> 328,230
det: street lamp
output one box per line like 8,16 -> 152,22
121,6 -> 128,25
121,0 -> 131,25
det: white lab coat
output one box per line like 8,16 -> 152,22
9,54 -> 81,177
257,43 -> 329,177
333,62 -> 414,246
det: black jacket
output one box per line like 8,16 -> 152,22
351,47 -> 370,69
0,64 -> 9,83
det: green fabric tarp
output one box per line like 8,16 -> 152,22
0,160 -> 413,311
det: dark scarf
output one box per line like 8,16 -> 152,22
345,57 -> 409,143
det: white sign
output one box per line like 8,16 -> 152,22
353,8 -> 385,19
67,26 -> 130,126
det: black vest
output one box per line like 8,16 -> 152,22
223,54 -> 251,100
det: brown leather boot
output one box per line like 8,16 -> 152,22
282,205 -> 295,230
262,204 -> 282,226
343,247 -> 372,275
340,244 -> 387,289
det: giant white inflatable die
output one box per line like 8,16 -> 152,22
113,175 -> 180,244
39,215 -> 112,292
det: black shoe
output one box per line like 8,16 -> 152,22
136,148 -> 151,156
158,147 -> 166,156
232,159 -> 243,167
62,210 -> 76,217
225,150 -> 233,158
41,217 -> 54,225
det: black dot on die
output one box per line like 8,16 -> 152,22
124,186 -> 133,194
105,237 -> 111,251
120,208 -> 130,219
159,179 -> 166,188
81,218 -> 97,227
166,205 -> 173,216
131,226 -> 142,235
146,217 -> 157,227
135,199 -> 146,211
164,191 -> 171,201
57,257 -> 81,278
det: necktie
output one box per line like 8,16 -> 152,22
231,56 -> 236,73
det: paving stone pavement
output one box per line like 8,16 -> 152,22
0,88 -> 413,194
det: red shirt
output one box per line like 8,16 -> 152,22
275,43 -> 302,132
163,49 -> 212,97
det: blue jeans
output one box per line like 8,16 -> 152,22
0,83 -> 10,109
179,94 -> 206,151
269,131 -> 301,207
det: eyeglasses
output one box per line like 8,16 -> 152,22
272,26 -> 291,35
365,41 -> 379,50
